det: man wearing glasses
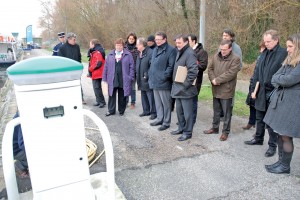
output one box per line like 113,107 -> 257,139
52,32 -> 65,56
148,31 -> 177,131
203,40 -> 240,141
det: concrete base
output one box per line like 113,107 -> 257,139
19,173 -> 126,200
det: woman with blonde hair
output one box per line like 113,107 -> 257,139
264,34 -> 300,174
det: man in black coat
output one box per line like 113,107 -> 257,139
170,34 -> 198,141
188,34 -> 208,124
58,32 -> 81,62
58,32 -> 85,104
244,30 -> 288,157
136,37 -> 156,119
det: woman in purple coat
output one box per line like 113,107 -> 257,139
103,38 -> 135,116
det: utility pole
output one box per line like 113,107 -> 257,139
199,0 -> 206,48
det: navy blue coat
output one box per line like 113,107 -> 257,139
148,42 -> 177,90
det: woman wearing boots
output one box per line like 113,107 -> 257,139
264,34 -> 300,174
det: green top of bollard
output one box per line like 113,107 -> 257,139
7,56 -> 83,75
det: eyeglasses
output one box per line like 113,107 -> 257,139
220,48 -> 230,51
155,38 -> 164,42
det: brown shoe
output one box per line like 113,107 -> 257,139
130,104 -> 135,109
220,133 -> 228,141
203,128 -> 219,134
242,124 -> 255,130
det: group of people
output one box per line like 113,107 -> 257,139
52,29 -> 300,174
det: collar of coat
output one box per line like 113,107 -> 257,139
176,43 -> 190,61
140,46 -> 150,58
218,50 -> 233,60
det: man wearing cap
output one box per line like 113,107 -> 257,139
147,35 -> 156,49
52,32 -> 65,56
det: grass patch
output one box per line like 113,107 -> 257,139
199,84 -> 249,117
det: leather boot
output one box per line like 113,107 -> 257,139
265,136 -> 283,170
266,150 -> 293,174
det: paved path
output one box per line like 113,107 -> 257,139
0,50 -> 299,199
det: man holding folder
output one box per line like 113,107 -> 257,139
170,34 -> 198,141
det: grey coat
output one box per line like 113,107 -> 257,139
264,63 -> 300,138
171,45 -> 198,98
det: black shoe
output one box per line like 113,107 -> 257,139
265,147 -> 276,157
265,161 -> 281,170
178,134 -> 192,141
244,139 -> 263,145
266,164 -> 290,174
150,121 -> 163,126
176,122 -> 179,125
149,115 -> 157,120
158,125 -> 170,131
93,103 -> 100,106
170,130 -> 183,135
105,112 -> 115,117
99,103 -> 106,108
139,113 -> 150,117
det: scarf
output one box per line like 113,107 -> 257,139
115,50 -> 123,62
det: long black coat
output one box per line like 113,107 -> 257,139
171,44 -> 198,98
251,44 -> 287,111
58,42 -> 81,63
194,43 -> 208,93
148,42 -> 177,90
136,47 -> 153,91
264,63 -> 300,138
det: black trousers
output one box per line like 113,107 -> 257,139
176,97 -> 194,135
108,87 -> 127,114
248,105 -> 256,125
254,107 -> 278,148
212,97 -> 233,134
92,78 -> 106,105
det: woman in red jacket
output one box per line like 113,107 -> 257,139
89,39 -> 106,108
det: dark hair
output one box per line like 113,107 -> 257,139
220,39 -> 232,48
259,40 -> 266,49
174,34 -> 189,42
114,38 -> 125,46
188,34 -> 197,43
126,32 -> 137,43
223,28 -> 235,41
155,31 -> 167,39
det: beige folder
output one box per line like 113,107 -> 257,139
175,66 -> 196,85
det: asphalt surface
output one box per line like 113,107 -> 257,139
0,49 -> 300,200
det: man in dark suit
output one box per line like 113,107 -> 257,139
244,30 -> 288,157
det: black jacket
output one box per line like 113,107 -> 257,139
149,42 -> 177,90
58,42 -> 81,63
171,44 -> 198,98
193,43 -> 208,93
136,47 -> 153,91
251,44 -> 287,111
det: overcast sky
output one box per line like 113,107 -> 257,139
0,0 -> 48,38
